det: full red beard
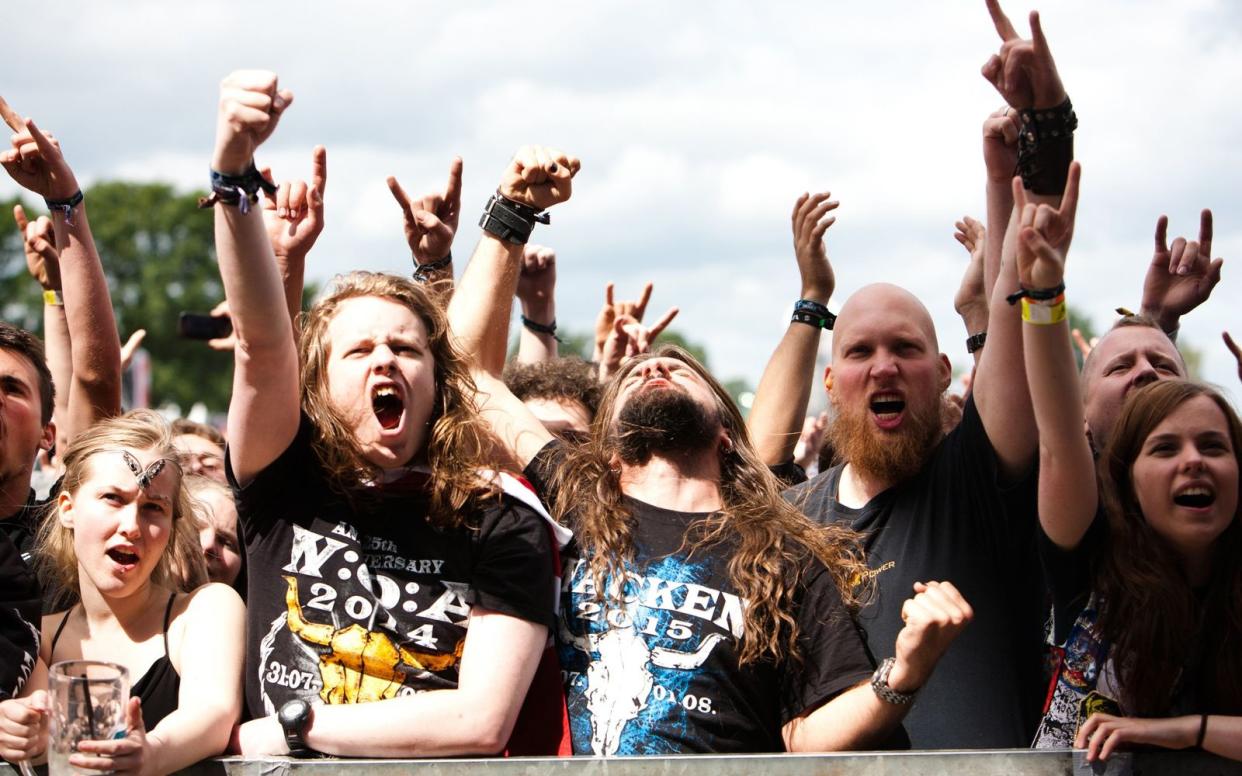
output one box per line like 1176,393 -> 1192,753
827,396 -> 943,485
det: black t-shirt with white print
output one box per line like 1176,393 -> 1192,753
229,415 -> 556,720
0,528 -> 40,701
783,394 -> 1045,749
525,441 -> 875,755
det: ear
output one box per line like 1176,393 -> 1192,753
937,354 -> 952,394
823,365 -> 836,405
57,489 -> 75,529
717,428 -> 734,456
39,419 -> 55,453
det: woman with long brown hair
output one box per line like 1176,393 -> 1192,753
209,71 -> 561,759
1012,170 -> 1241,761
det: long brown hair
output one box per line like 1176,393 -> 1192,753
547,345 -> 869,667
35,410 -> 209,607
298,272 -> 497,526
1096,380 -> 1242,715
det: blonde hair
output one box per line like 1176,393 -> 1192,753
36,410 -> 209,608
298,272 -> 498,525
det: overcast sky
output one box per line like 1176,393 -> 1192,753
3,0 -> 1239,403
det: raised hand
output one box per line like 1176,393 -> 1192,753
15,204 -> 60,289
1140,210 -> 1223,331
888,581 -> 974,693
260,145 -> 328,259
387,156 -> 463,264
981,1 -> 1067,110
0,119 -> 79,199
1224,332 -> 1242,382
793,412 -> 829,471
206,299 -> 237,352
1013,162 -> 1081,290
515,244 -> 557,307
1071,328 -> 1097,361
982,106 -> 1021,183
593,282 -> 654,362
791,191 -> 838,302
120,329 -> 147,372
213,70 -> 293,175
498,145 -> 580,210
598,309 -> 679,383
953,215 -> 987,319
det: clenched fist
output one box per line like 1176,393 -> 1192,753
213,70 -> 294,175
498,145 -> 580,210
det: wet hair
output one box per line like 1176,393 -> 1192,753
171,418 -> 225,448
1096,380 -> 1242,715
35,410 -> 209,607
0,321 -> 54,425
298,272 -> 497,525
502,357 -> 601,419
546,345 -> 869,667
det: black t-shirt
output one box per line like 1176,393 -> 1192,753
783,394 -> 1044,749
525,442 -> 875,755
0,488 -> 46,565
0,528 -> 40,701
229,416 -> 556,719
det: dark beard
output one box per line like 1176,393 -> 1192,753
827,397 -> 942,485
615,387 -> 719,465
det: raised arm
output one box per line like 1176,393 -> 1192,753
514,245 -> 560,363
388,157 -> 463,301
1139,210 -> 1222,340
209,71 -> 301,485
15,206 -> 70,454
952,215 -> 988,368
1,119 -> 121,441
260,145 -> 328,329
447,147 -> 579,469
1013,163 -> 1097,548
748,191 -> 837,466
973,1 -> 1075,479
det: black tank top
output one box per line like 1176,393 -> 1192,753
50,594 -> 181,732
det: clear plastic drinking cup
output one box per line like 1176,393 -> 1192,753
47,660 -> 129,775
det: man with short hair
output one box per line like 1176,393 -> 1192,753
502,357 -> 600,443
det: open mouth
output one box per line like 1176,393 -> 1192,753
870,393 -> 906,420
1173,486 -> 1215,509
372,386 -> 404,431
107,547 -> 140,566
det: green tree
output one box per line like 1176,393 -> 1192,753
2,182 -> 314,413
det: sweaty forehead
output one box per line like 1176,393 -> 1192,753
833,285 -> 938,354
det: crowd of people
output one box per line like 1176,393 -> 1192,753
1,1 -> 1240,772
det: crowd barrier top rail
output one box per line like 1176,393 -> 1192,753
6,749 -> 1242,776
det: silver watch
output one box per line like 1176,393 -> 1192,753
871,657 -> 917,705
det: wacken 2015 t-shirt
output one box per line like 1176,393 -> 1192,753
229,416 -> 557,720
525,442 -> 876,755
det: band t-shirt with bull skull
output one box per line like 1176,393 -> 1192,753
526,442 -> 876,755
229,415 -> 556,720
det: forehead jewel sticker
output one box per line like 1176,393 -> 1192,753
115,450 -> 182,490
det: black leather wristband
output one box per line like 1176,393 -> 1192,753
966,331 -> 987,354
1016,98 -> 1077,195
479,192 -> 549,245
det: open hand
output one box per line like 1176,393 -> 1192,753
1140,210 -> 1222,330
498,145 -> 580,210
1013,161 -> 1081,291
981,1 -> 1067,110
213,70 -> 293,175
1075,713 -> 1198,762
953,215 -> 987,318
15,204 -> 60,289
388,156 -> 462,264
791,191 -> 838,302
261,145 -> 327,259
0,119 -> 79,199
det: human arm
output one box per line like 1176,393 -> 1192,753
1077,713 -> 1242,763
1224,332 -> 1242,383
747,191 -> 838,466
211,71 -> 301,485
1013,164 -> 1097,549
981,107 -> 1020,297
1,119 -> 121,442
234,608 -> 547,757
446,146 -> 579,468
953,215 -> 988,367
1139,210 -> 1222,338
388,157 -> 463,300
15,205 -> 70,452
260,145 -> 328,329
783,581 -> 972,750
514,244 -> 560,363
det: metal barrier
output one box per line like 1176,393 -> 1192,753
7,750 -> 1242,776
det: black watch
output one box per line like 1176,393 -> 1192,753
277,699 -> 315,757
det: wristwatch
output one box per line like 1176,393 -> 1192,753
871,657 -> 917,705
277,698 -> 315,757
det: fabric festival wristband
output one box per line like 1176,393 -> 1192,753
1021,295 -> 1067,325
197,163 -> 278,214
793,299 -> 836,330
45,190 -> 84,226
43,288 -> 64,306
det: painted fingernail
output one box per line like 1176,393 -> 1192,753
549,162 -> 559,173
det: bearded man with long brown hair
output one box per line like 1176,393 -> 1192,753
449,187 -> 973,754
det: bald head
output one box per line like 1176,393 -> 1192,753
833,284 -> 940,360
